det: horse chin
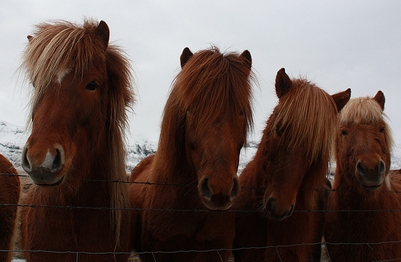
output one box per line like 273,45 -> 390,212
358,177 -> 384,190
264,211 -> 290,221
263,205 -> 294,221
201,198 -> 233,211
361,183 -> 383,190
32,175 -> 65,187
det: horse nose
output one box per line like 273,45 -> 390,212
264,197 -> 294,220
199,176 -> 240,210
356,159 -> 386,187
22,144 -> 65,185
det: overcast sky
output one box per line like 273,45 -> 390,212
1,1 -> 400,145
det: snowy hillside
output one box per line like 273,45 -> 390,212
3,120 -> 401,179
0,121 -> 258,175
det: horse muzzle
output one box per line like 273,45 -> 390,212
356,159 -> 386,189
22,144 -> 65,186
263,196 -> 295,221
198,176 -> 240,211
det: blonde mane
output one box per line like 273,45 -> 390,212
21,20 -> 112,119
340,96 -> 394,150
274,78 -> 338,161
21,19 -> 133,243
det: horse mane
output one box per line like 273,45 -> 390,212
339,96 -> 394,151
21,19 -> 133,242
274,78 -> 338,162
156,47 -> 254,178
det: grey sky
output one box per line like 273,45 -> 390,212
1,1 -> 400,144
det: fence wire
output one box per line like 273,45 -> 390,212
2,173 -> 401,261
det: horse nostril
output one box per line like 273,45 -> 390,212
21,147 -> 32,173
357,161 -> 366,176
266,197 -> 275,214
378,160 -> 386,176
230,177 -> 240,201
287,204 -> 295,217
200,178 -> 211,201
52,149 -> 62,171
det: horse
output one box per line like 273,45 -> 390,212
19,19 -> 134,262
129,46 -> 254,262
0,154 -> 20,262
324,91 -> 401,261
233,68 -> 351,262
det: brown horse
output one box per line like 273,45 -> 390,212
233,68 -> 350,262
19,20 -> 133,262
0,154 -> 20,262
325,91 -> 401,261
129,47 -> 254,261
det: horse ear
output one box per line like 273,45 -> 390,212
275,68 -> 292,98
180,47 -> 193,68
96,20 -> 110,49
331,88 -> 351,112
27,35 -> 33,42
373,90 -> 385,110
240,50 -> 252,68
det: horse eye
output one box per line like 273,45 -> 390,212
341,130 -> 348,136
86,81 -> 98,91
380,127 -> 385,133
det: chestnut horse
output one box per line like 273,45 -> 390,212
233,68 -> 350,262
325,91 -> 401,261
129,47 -> 254,261
0,154 -> 20,262
19,20 -> 133,262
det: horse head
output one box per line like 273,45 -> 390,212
159,47 -> 254,211
261,68 -> 350,220
21,20 -> 132,189
336,91 -> 392,190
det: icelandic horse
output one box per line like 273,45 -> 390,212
233,68 -> 350,262
325,91 -> 401,261
0,154 -> 20,262
129,47 -> 254,262
19,20 -> 133,262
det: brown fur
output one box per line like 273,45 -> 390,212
129,47 -> 254,261
325,92 -> 401,261
233,68 -> 350,262
20,19 -> 133,261
0,154 -> 20,262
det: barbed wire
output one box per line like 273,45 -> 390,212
3,202 -> 401,215
3,173 -> 401,261
5,240 -> 401,261
3,173 -> 401,195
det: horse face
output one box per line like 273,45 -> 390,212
185,111 -> 244,211
338,122 -> 389,189
261,123 -> 310,220
259,69 -> 350,220
336,91 -> 391,190
22,70 -> 108,186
